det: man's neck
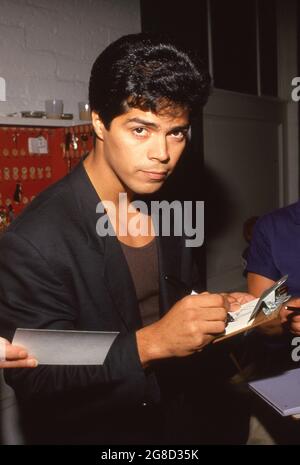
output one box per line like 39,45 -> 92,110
83,149 -> 155,247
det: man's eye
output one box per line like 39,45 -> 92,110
170,130 -> 186,140
133,127 -> 147,136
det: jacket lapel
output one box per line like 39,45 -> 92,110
157,233 -> 184,316
102,234 -> 142,330
68,162 -> 142,330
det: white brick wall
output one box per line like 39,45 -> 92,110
0,0 -> 141,116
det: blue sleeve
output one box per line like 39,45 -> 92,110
245,216 -> 281,281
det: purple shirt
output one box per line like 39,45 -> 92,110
246,201 -> 300,297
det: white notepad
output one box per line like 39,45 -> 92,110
249,368 -> 300,416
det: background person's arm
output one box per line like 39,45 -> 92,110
247,272 -> 275,298
246,214 -> 285,336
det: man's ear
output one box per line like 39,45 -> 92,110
91,111 -> 105,140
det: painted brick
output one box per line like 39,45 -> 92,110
0,0 -> 141,118
56,55 -> 91,83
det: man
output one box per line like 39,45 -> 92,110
0,338 -> 37,368
0,33 -> 251,444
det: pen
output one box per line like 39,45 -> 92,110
284,306 -> 300,313
164,274 -> 234,324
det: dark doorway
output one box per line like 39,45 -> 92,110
140,0 -> 209,287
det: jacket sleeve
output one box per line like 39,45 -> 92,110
0,232 -> 159,409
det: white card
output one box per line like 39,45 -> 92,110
13,328 -> 119,365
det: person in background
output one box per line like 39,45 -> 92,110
247,201 -> 300,336
246,201 -> 300,444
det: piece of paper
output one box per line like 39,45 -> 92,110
223,294 -> 289,337
13,328 -> 119,365
249,368 -> 300,416
213,275 -> 290,342
28,136 -> 48,154
224,298 -> 260,334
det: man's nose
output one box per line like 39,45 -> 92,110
149,136 -> 170,162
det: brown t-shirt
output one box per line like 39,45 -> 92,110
120,238 -> 160,326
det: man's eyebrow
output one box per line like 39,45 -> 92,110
169,124 -> 190,132
125,117 -> 159,128
125,117 -> 190,131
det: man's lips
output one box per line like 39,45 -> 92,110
141,170 -> 168,180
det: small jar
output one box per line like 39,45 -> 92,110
78,102 -> 91,121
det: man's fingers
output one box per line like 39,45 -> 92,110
287,298 -> 300,307
229,302 -> 241,312
229,292 -> 256,304
5,344 -> 28,360
191,293 -> 230,311
290,328 -> 300,336
201,320 -> 226,335
191,306 -> 227,322
0,340 -> 37,367
0,358 -> 38,369
282,309 -> 300,323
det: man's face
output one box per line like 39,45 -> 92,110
94,107 -> 190,195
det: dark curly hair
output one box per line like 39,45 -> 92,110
89,33 -> 211,128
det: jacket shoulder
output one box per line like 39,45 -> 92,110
7,173 -> 79,244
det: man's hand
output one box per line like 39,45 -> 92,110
222,292 -> 255,312
280,298 -> 300,335
0,338 -> 38,368
136,292 -> 229,367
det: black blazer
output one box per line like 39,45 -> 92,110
0,162 -> 203,444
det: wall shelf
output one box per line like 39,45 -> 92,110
0,117 -> 91,127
